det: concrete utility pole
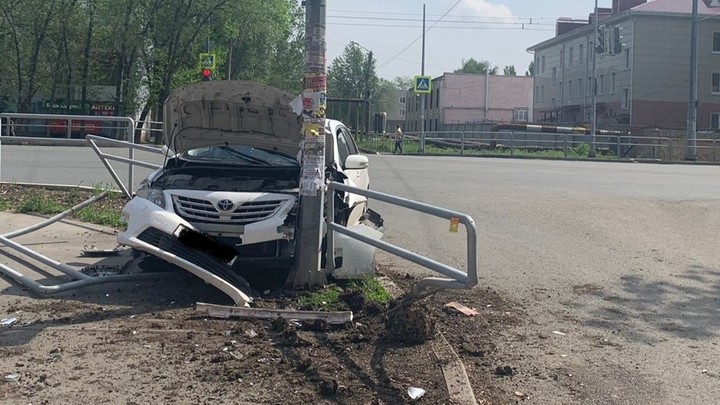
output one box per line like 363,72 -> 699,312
589,0 -> 599,158
288,0 -> 328,288
686,0 -> 699,161
420,3 -> 426,153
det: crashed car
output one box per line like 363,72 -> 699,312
117,81 -> 379,301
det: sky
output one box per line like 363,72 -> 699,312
316,0 -> 608,80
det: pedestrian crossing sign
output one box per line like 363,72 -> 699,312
414,75 -> 432,94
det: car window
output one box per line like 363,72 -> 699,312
340,127 -> 359,155
336,130 -> 352,167
183,145 -> 298,167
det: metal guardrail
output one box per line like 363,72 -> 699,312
0,192 -> 178,296
85,135 -> 163,199
1,113 -> 137,193
326,181 -> 478,294
361,130 -> 720,162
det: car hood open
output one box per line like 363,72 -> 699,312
163,81 -> 302,156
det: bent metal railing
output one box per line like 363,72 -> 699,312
326,181 -> 478,294
0,192 -> 178,297
85,135 -> 163,198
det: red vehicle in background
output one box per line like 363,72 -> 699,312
48,119 -> 102,138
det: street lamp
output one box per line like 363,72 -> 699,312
351,41 -> 373,134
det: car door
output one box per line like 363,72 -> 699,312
337,126 -> 369,190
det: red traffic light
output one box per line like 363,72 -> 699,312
202,69 -> 212,81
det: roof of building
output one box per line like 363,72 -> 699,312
633,0 -> 720,15
528,0 -> 720,51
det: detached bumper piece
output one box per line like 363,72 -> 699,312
137,227 -> 255,296
117,197 -> 256,306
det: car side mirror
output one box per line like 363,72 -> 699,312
345,154 -> 369,170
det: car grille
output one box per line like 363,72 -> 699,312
172,195 -> 286,224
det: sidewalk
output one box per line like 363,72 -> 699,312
0,211 -> 124,292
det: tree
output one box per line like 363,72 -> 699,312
454,58 -> 497,75
392,76 -> 413,91
327,42 -> 378,129
503,65 -> 517,76
526,60 -> 535,76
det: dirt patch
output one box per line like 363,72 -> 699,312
0,270 -> 522,404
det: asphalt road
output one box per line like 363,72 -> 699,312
3,145 -> 720,404
369,155 -> 720,405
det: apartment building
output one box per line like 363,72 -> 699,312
528,0 -> 720,130
404,73 -> 533,132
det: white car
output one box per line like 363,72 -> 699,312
117,81 -> 378,303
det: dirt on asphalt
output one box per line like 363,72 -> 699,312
0,184 -> 525,405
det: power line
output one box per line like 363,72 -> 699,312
327,22 -> 553,31
326,39 -> 456,74
377,0 -> 464,72
327,15 -> 555,26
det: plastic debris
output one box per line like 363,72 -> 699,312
245,329 -> 258,338
514,391 -> 526,398
1,318 -> 17,327
552,330 -> 566,336
443,302 -> 479,316
4,374 -> 19,382
407,387 -> 426,400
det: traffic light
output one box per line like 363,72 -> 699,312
201,69 -> 213,81
596,26 -> 605,54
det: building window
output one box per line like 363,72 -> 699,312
612,72 -> 616,93
551,98 -> 556,108
714,32 -> 720,52
429,90 -> 433,109
400,97 -> 406,103
513,108 -> 529,122
624,48 -> 631,69
579,44 -> 584,63
713,73 -> 720,94
579,78 -> 583,97
569,47 -> 574,66
712,113 -> 720,129
541,85 -> 544,102
622,88 -> 629,110
600,74 -> 605,94
552,67 -> 557,83
436,89 -> 440,107
542,56 -> 546,73
569,80 -> 573,98
400,109 -> 405,117
535,86 -> 539,102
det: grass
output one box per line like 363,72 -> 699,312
297,286 -> 343,309
296,278 -> 392,310
0,184 -> 126,229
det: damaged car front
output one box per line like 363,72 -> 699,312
117,81 -> 378,302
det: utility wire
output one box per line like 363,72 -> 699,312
377,0 -> 465,71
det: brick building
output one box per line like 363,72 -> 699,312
404,73 -> 534,133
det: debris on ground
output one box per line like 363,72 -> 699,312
1,318 -> 17,327
407,386 -> 426,400
385,304 -> 435,344
552,330 -> 567,336
443,301 -> 479,316
495,365 -> 515,377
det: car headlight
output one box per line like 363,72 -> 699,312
136,182 -> 166,208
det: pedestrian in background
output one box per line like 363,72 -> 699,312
393,124 -> 403,154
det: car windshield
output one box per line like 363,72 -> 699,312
181,145 -> 298,167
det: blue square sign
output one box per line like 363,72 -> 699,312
414,75 -> 432,94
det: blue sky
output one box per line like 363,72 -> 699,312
315,0 -> 606,80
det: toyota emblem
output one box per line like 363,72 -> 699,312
217,199 -> 234,212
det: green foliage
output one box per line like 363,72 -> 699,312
75,206 -> 123,228
574,143 -> 590,156
355,278 -> 392,305
526,60 -> 535,76
0,0 -> 304,117
297,286 -> 342,309
0,197 -> 9,211
503,65 -> 517,76
16,195 -> 65,215
455,58 -> 498,75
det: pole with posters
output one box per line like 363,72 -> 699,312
287,0 -> 328,287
